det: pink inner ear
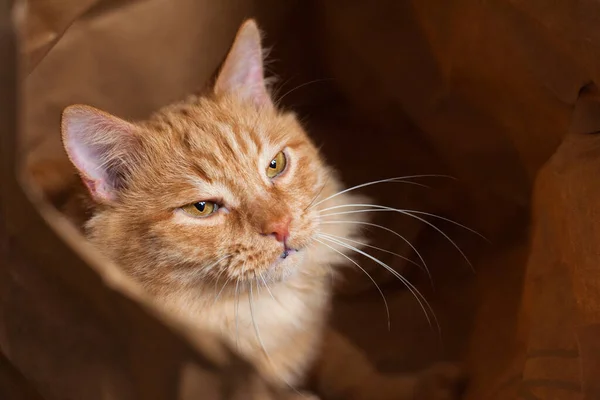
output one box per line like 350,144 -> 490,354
82,177 -> 96,194
79,168 -> 116,203
63,106 -> 135,203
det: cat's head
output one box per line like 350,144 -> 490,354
61,20 -> 359,294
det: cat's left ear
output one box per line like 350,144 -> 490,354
214,19 -> 272,107
61,105 -> 139,204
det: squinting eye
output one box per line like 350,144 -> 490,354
266,151 -> 287,178
181,201 -> 218,218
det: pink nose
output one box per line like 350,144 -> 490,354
262,217 -> 291,243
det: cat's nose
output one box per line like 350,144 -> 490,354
262,217 -> 291,243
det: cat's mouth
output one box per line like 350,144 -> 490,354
269,245 -> 300,270
279,246 -> 298,259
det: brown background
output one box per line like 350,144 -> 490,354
3,0 -> 600,399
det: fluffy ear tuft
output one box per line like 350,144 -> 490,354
61,105 -> 138,203
214,19 -> 272,107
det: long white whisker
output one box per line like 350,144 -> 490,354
259,271 -> 277,302
305,175 -> 331,211
202,255 -> 231,278
213,276 -> 232,305
318,232 -> 421,269
234,279 -> 241,350
249,281 -> 304,396
322,235 -> 440,335
320,207 -> 381,215
321,206 -> 475,271
253,272 -> 261,296
206,254 -> 232,269
213,268 -> 226,294
308,177 -> 428,212
276,78 -> 333,104
311,175 -> 454,209
172,254 -> 229,284
314,237 -> 391,330
210,256 -> 231,295
322,220 -> 432,286
249,281 -> 269,359
319,204 -> 487,240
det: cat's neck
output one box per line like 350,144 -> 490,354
157,255 -> 333,335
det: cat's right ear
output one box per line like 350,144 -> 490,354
61,105 -> 139,204
214,19 -> 272,107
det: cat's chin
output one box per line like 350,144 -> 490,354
270,249 -> 298,269
266,249 -> 306,281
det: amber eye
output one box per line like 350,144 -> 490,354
266,151 -> 287,178
181,201 -> 218,218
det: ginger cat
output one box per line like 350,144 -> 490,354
56,19 -> 464,400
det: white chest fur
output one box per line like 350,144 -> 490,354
165,271 -> 330,385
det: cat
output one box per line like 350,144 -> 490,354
57,19 -> 465,400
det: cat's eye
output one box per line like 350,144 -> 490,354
266,151 -> 287,178
181,201 -> 218,218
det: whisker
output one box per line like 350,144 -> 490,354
276,78 -> 333,104
311,175 -> 455,209
259,271 -> 277,302
321,235 -> 440,336
213,276 -> 232,305
314,237 -> 391,330
234,279 -> 241,350
174,255 -> 231,284
249,281 -> 269,358
319,204 -> 487,241
406,211 -> 488,241
210,255 -> 232,296
318,232 -> 421,269
249,281 -> 305,396
320,207 -> 381,215
321,220 -> 432,286
205,254 -> 231,270
253,272 -> 261,296
321,206 -> 475,271
304,175 -> 331,211
213,268 -> 226,294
